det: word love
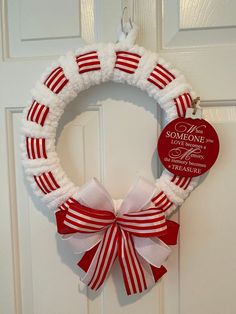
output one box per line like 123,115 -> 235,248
158,117 -> 219,177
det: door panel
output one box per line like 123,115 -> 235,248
174,106 -> 236,314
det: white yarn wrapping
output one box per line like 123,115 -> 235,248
21,26 -> 201,214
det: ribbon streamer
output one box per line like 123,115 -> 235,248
56,178 -> 179,295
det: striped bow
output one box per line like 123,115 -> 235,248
56,178 -> 179,295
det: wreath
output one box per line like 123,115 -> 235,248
21,24 -> 200,295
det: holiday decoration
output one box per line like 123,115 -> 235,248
55,178 -> 179,295
21,22 -> 217,295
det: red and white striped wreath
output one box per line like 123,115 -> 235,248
22,39 -> 200,295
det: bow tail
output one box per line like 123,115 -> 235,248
150,264 -> 167,282
118,229 -> 148,295
79,223 -> 118,291
137,254 -> 167,286
146,220 -> 179,283
118,229 -> 168,295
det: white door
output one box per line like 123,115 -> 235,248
1,1 -> 236,314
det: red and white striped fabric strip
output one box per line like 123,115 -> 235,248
26,137 -> 47,159
117,209 -> 167,237
33,171 -> 60,194
75,51 -> 101,74
118,229 -> 147,295
115,51 -> 141,74
147,63 -> 175,89
64,202 -> 115,233
171,175 -> 191,190
58,197 -> 78,211
174,93 -> 192,117
151,192 -> 173,212
27,100 -> 49,126
88,223 -> 118,291
44,66 -> 69,94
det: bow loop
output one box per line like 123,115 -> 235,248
63,202 -> 116,234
